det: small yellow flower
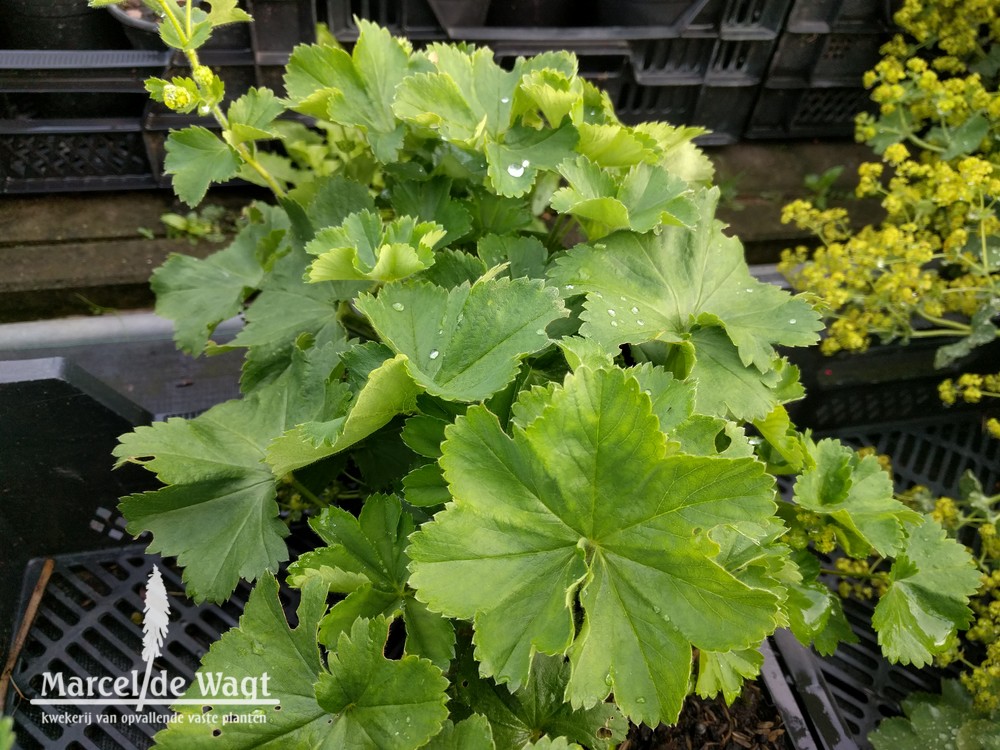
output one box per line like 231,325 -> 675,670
162,84 -> 193,111
939,379 -> 958,405
884,143 -> 910,166
192,65 -> 215,90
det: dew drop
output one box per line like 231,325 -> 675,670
745,287 -> 754,293
392,302 -> 405,311
507,163 -> 525,177
631,306 -> 639,314
636,697 -> 646,704
610,321 -> 618,327
604,675 -> 614,686
636,319 -> 645,326
521,159 -> 530,167
789,318 -> 797,324
652,605 -> 661,614
565,284 -> 575,290
429,349 -> 440,360
437,329 -> 444,335
501,97 -> 510,103
607,309 -> 616,317
198,104 -> 211,116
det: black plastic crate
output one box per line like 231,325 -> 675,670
786,337 -> 1000,430
247,0 -> 318,60
630,34 -> 777,84
326,0 -> 792,42
0,121 -> 157,194
615,77 -> 759,144
785,0 -> 896,34
745,85 -> 873,138
0,50 -> 168,120
767,31 -> 887,87
4,548 -> 252,750
327,0 -> 447,40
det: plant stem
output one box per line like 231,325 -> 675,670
907,133 -> 945,153
819,568 -> 885,580
288,475 -> 323,506
909,328 -> 972,338
915,310 -> 974,332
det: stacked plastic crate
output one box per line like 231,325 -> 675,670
0,0 -> 314,194
746,0 -> 895,139
327,0 -> 793,145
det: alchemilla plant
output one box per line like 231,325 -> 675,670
88,0 -> 982,746
779,0 -> 1000,436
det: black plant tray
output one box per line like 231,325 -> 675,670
3,548 -> 254,750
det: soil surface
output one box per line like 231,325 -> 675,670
620,681 -> 789,750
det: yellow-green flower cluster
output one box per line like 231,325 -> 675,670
964,568 -> 1000,712
939,372 -> 1000,405
782,0 -> 1000,374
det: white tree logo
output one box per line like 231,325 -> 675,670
136,565 -> 170,711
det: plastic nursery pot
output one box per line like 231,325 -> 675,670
0,0 -> 130,49
106,0 -> 252,51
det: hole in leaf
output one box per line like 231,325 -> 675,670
714,431 -> 732,452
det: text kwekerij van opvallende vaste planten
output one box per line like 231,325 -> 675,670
75,0 -> 983,746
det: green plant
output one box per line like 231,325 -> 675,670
159,204 -> 236,243
779,0 -> 1000,376
87,2 -> 982,746
893,472 -> 1000,714
802,165 -> 846,210
869,679 -> 1000,749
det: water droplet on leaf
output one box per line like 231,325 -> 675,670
507,163 -> 525,177
429,349 -> 440,360
636,319 -> 644,326
392,302 -> 405,311
789,318 -> 796,324
636,697 -> 646,704
607,309 -> 616,316
631,306 -> 639,314
501,97 -> 510,103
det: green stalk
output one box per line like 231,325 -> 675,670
907,133 -> 945,153
915,309 -> 975,332
287,475 -> 323,507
